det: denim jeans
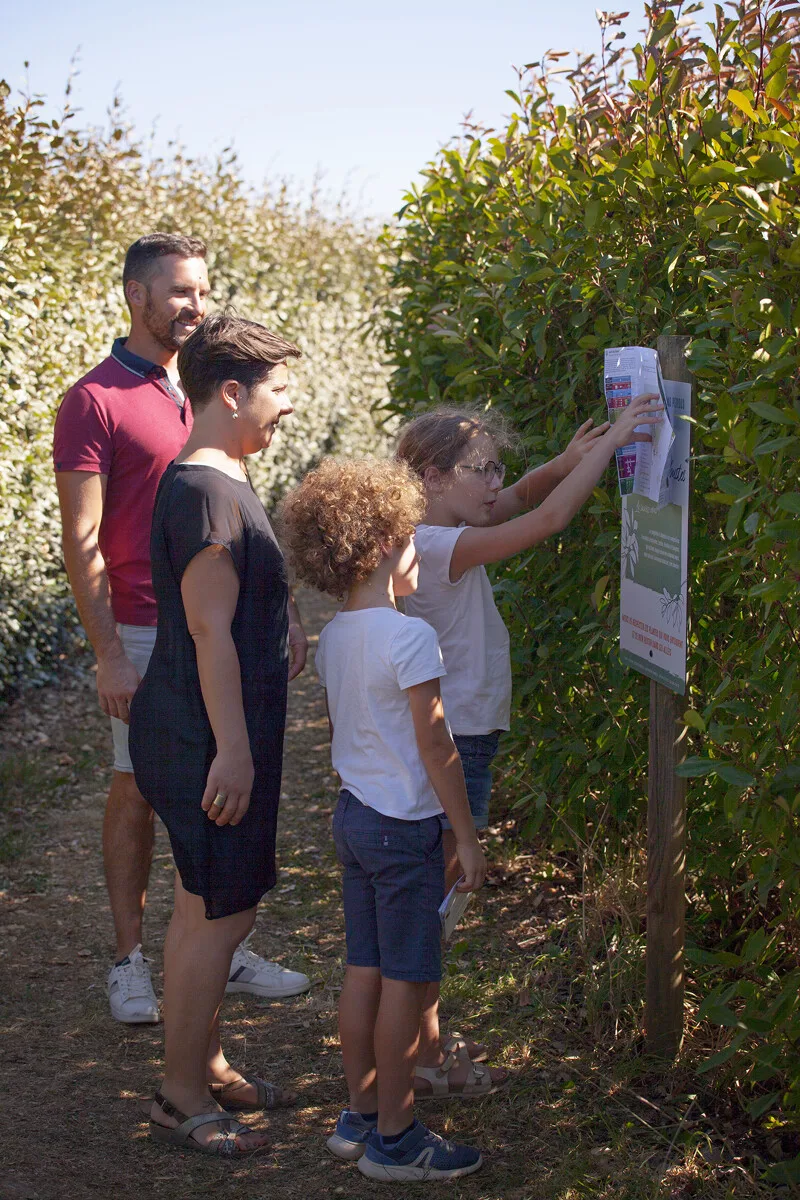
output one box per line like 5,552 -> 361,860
332,790 -> 444,982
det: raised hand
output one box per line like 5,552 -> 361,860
609,392 -> 663,448
560,417 -> 612,472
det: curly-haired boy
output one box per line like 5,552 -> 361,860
281,458 -> 486,1183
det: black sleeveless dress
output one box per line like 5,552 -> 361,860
129,462 -> 288,919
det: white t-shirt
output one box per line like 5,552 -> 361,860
404,523 -> 511,736
315,607 -> 447,820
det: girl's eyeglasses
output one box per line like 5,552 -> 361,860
456,460 -> 506,485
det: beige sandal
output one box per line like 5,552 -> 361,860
414,1036 -> 510,1102
444,1030 -> 488,1063
209,1072 -> 296,1112
148,1091 -> 268,1157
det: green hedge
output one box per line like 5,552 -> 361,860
381,0 -> 800,1134
0,86 -> 390,699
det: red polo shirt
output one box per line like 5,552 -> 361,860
53,339 -> 193,626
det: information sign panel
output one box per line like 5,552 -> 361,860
619,379 -> 691,695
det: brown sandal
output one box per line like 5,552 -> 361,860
148,1091 -> 267,1157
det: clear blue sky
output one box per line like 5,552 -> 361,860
1,1 -> 708,217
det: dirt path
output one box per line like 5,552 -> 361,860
0,589 -> 512,1200
0,591 -> 772,1200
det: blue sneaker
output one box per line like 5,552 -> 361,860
357,1120 -> 483,1182
326,1109 -> 377,1160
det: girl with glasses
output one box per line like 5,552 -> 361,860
396,394 -> 662,1101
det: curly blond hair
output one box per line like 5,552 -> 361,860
279,457 -> 426,599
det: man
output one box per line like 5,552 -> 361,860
54,232 -> 310,1023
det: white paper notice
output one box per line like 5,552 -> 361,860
439,877 -> 473,942
603,346 -> 675,506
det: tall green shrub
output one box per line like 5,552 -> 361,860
382,0 -> 800,1130
0,87 -> 390,698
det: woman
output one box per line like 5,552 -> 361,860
129,311 -> 303,1156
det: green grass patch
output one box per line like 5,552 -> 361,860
0,756 -> 51,864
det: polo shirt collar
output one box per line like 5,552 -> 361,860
111,336 -> 172,381
110,337 -> 186,410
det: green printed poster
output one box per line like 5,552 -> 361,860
622,497 -> 682,597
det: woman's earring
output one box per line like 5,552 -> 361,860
231,408 -> 239,420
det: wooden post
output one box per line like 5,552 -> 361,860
645,334 -> 692,1060
646,679 -> 687,1058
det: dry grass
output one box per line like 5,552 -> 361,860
0,590 -> 786,1200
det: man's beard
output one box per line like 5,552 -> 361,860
142,295 -> 198,353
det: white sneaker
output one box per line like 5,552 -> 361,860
226,935 -> 311,999
107,944 -> 160,1024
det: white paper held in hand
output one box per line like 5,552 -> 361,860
603,345 -> 675,507
439,876 -> 473,942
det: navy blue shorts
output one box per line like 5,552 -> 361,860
332,790 -> 444,983
440,730 -> 501,832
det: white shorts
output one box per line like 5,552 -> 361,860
110,624 -> 157,773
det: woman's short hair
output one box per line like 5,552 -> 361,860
178,311 -> 301,409
280,458 -> 425,600
396,404 -> 513,476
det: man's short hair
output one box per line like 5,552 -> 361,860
177,311 -> 301,410
122,232 -> 207,292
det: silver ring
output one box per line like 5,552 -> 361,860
212,793 -> 226,808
